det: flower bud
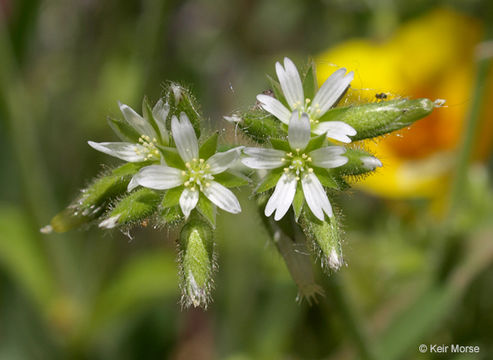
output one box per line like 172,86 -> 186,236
48,163 -> 145,233
166,82 -> 201,137
334,148 -> 383,177
237,111 -> 286,143
321,98 -> 435,141
301,213 -> 344,272
178,219 -> 215,308
99,188 -> 161,229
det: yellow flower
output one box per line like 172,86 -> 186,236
316,9 -> 493,199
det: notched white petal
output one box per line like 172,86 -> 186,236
256,94 -> 291,124
179,188 -> 199,219
309,146 -> 348,169
203,181 -> 241,214
88,141 -> 147,162
312,69 -> 354,116
265,173 -> 297,221
288,112 -> 311,150
277,57 -> 304,108
313,121 -> 357,143
301,173 -> 333,221
171,113 -> 199,162
206,147 -> 243,174
119,102 -> 155,137
242,148 -> 286,169
132,165 -> 184,190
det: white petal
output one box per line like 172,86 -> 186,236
288,112 -> 310,150
119,102 -> 156,137
132,165 -> 183,190
256,94 -> 291,124
312,69 -> 354,116
301,173 -> 333,221
179,188 -> 199,218
127,176 -> 139,191
313,121 -> 357,143
309,146 -> 348,169
152,98 -> 170,143
276,58 -> 304,109
203,181 -> 241,214
206,147 -> 243,174
88,141 -> 147,162
171,113 -> 199,162
241,148 -> 286,169
265,173 -> 297,221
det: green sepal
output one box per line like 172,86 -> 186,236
157,146 -> 185,169
161,186 -> 183,209
178,218 -> 215,308
292,185 -> 304,222
107,117 -> 141,143
196,194 -> 216,228
304,133 -> 326,152
266,75 -> 289,109
302,61 -> 317,100
255,168 -> 283,194
319,98 -> 434,141
199,132 -> 218,160
49,207 -> 96,233
270,138 -> 290,152
104,188 -> 161,227
213,171 -> 249,188
239,110 -> 286,143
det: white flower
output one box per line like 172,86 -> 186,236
242,112 -> 348,221
256,57 -> 356,143
129,113 -> 242,218
88,100 -> 170,162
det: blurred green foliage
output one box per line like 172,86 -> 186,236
1,0 -> 493,359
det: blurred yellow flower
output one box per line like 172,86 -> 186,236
316,9 -> 493,199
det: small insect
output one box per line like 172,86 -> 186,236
254,89 -> 275,109
140,219 -> 149,227
375,92 -> 388,100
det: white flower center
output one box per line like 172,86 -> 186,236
182,158 -> 214,192
135,135 -> 160,161
292,98 -> 321,124
282,149 -> 314,181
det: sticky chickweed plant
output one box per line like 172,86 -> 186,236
42,58 -> 438,308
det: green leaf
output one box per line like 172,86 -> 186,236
157,146 -> 185,169
304,133 -> 326,152
270,138 -> 290,152
213,171 -> 249,188
107,117 -> 141,143
302,61 -> 317,100
199,132 -> 218,160
292,185 -> 304,221
196,193 -> 216,228
161,186 -> 183,209
256,169 -> 283,194
319,98 -> 435,141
